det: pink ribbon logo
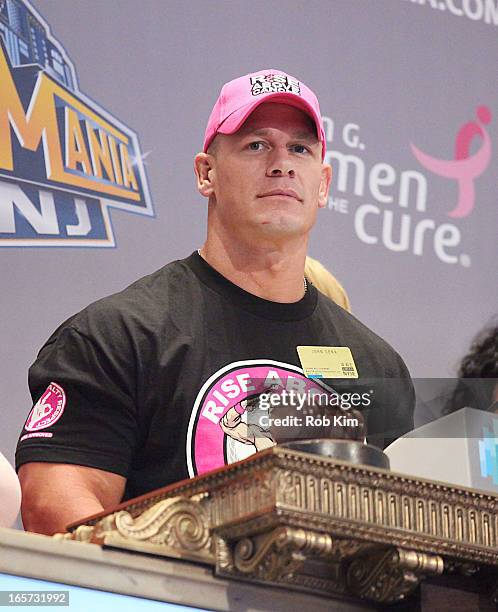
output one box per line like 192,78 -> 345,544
411,106 -> 492,218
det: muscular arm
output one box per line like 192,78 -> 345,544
18,462 -> 126,535
220,410 -> 275,450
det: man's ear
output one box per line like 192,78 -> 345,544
318,162 -> 332,209
194,153 -> 215,198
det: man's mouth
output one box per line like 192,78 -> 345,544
257,189 -> 302,202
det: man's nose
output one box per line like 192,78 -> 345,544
266,148 -> 295,177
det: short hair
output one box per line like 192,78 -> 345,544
206,137 -> 218,156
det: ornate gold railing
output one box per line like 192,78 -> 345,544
56,446 -> 498,606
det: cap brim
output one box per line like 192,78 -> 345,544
217,93 -> 324,157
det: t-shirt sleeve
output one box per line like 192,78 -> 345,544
367,350 -> 415,449
388,351 -> 415,443
15,323 -> 139,477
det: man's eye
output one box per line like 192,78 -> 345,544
292,144 -> 309,154
248,142 -> 264,151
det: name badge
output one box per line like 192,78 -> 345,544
297,346 -> 359,379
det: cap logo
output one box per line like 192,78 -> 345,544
250,74 -> 301,97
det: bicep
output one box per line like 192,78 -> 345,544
17,326 -> 139,503
19,462 -> 126,534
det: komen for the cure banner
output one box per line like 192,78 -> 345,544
323,106 -> 492,267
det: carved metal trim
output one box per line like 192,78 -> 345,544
61,494 -> 213,564
59,446 -> 498,606
347,547 -> 443,604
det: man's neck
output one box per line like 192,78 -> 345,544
199,236 -> 308,303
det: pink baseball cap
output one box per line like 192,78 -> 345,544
203,69 -> 326,160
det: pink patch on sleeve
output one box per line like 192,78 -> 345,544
25,382 -> 66,432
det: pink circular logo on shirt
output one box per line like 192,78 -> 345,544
25,382 -> 66,431
186,360 -> 330,478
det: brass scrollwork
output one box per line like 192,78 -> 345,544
347,547 -> 443,604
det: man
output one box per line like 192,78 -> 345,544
16,69 -> 414,535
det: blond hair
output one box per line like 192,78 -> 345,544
305,256 -> 351,312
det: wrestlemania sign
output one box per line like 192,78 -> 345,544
0,0 -> 153,247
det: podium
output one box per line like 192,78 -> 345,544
1,445 -> 497,610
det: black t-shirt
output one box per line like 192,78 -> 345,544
16,252 -> 414,501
